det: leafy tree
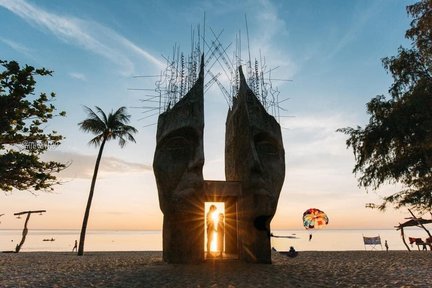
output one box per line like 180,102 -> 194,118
338,0 -> 432,211
0,60 -> 66,192
77,106 -> 137,256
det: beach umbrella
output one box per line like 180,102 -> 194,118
303,208 -> 329,240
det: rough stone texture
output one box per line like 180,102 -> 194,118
225,66 -> 285,263
153,56 -> 205,264
153,60 -> 285,264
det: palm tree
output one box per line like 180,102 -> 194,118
77,106 -> 137,256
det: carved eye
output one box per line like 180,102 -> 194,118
256,140 -> 279,155
162,136 -> 190,151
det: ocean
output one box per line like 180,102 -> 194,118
0,228 -> 428,252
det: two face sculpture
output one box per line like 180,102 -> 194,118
153,57 -> 285,264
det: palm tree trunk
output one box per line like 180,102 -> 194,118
77,138 -> 106,256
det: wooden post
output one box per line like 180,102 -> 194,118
14,210 -> 46,253
399,225 -> 411,252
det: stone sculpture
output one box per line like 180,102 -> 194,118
225,66 -> 285,263
153,56 -> 205,264
153,57 -> 285,264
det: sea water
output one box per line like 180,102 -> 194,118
271,228 -> 428,251
0,230 -> 161,252
0,228 -> 428,252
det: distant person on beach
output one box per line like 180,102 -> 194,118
217,213 -> 225,257
385,240 -> 389,251
287,246 -> 298,258
309,234 -> 312,241
72,240 -> 77,252
206,205 -> 217,254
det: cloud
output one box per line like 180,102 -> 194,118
68,72 -> 86,81
41,151 -> 152,179
0,0 -> 164,75
282,113 -> 354,155
0,37 -> 32,57
200,0 -> 296,107
248,0 -> 297,79
325,1 -> 386,60
282,114 -> 348,130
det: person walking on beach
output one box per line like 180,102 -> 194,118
72,240 -> 78,252
384,240 -> 389,252
206,205 -> 217,255
217,213 -> 225,257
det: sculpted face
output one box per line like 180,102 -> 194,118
153,58 -> 204,214
153,126 -> 203,213
153,58 -> 204,263
226,66 -> 285,218
248,125 -> 285,217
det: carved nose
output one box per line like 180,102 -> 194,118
188,143 -> 204,171
250,146 -> 263,173
188,156 -> 204,171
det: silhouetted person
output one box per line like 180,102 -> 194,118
72,240 -> 78,252
309,234 -> 312,241
217,213 -> 225,257
385,240 -> 389,252
207,205 -> 217,255
287,246 -> 298,258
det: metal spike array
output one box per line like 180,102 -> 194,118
132,23 -> 291,126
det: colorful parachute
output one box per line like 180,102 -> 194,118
303,208 -> 329,229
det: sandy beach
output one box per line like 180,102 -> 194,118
1,251 -> 431,287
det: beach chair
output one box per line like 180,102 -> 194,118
363,235 -> 382,250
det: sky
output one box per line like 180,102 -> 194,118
0,0 -> 420,231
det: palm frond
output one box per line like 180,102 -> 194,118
78,106 -> 107,136
82,106 -> 104,124
95,106 -> 108,124
112,106 -> 130,123
79,118 -> 106,135
111,124 -> 137,147
79,106 -> 137,148
88,134 -> 105,147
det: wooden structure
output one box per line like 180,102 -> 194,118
395,209 -> 432,251
14,210 -> 46,253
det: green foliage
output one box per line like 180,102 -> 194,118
338,0 -> 432,211
0,59 -> 66,192
78,106 -> 137,147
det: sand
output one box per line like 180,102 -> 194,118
1,251 -> 431,287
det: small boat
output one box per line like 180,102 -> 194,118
270,233 -> 298,239
42,238 -> 55,242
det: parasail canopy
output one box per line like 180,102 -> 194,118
303,208 -> 329,229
